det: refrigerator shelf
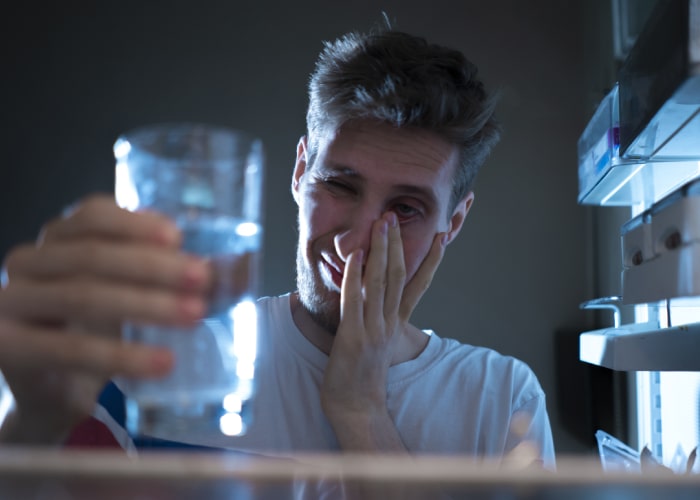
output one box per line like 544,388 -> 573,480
580,321 -> 700,371
621,178 -> 700,304
577,0 -> 700,207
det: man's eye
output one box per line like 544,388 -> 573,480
394,204 -> 420,219
323,178 -> 352,191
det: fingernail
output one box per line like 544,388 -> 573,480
441,233 -> 449,246
388,212 -> 398,227
380,219 -> 388,235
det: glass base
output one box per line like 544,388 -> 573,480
126,399 -> 252,438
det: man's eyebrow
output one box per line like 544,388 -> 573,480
315,163 -> 359,177
319,162 -> 439,206
393,184 -> 439,206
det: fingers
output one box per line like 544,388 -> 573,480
363,216 -> 390,322
0,318 -> 173,379
1,195 -> 212,329
340,249 -> 364,325
0,194 -> 191,433
39,194 -> 181,248
384,213 -> 405,318
362,213 -> 405,323
399,232 -> 446,321
340,213 -> 441,331
0,281 -> 205,327
3,241 -> 211,294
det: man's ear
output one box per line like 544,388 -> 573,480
443,191 -> 474,245
291,136 -> 308,205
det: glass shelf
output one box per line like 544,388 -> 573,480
577,0 -> 700,208
580,321 -> 700,371
577,87 -> 700,207
579,157 -> 700,207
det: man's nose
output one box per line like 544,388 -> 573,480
333,208 -> 380,264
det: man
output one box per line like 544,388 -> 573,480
0,27 -> 555,467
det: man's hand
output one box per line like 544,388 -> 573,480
0,195 -> 211,444
321,212 -> 446,451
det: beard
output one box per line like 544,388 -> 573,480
295,241 -> 341,335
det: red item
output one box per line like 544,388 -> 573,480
64,417 -> 121,449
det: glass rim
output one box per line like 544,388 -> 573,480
113,122 -> 263,160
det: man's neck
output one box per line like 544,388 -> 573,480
289,292 -> 335,355
288,292 -> 429,364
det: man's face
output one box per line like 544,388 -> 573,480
292,120 -> 472,333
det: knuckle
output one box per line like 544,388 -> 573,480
346,287 -> 363,302
69,194 -> 120,227
37,216 -> 64,243
69,196 -> 102,222
343,288 -> 364,306
141,250 -> 170,276
78,193 -> 114,212
67,283 -> 133,323
61,332 -> 117,377
2,244 -> 34,276
0,317 -> 17,340
368,275 -> 386,290
63,333 -> 96,362
103,289 -> 134,320
123,289 -> 172,324
389,264 -> 406,283
416,276 -> 432,292
81,241 -> 110,271
65,284 -> 94,314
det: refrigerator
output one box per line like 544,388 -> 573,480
577,0 -> 700,472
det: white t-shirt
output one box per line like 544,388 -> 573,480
104,293 -> 554,468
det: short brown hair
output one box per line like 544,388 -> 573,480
306,28 -> 501,211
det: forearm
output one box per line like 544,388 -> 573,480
326,409 -> 408,453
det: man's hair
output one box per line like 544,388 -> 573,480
306,28 -> 501,212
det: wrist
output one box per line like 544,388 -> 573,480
325,408 -> 407,452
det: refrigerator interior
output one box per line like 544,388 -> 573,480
579,0 -> 700,471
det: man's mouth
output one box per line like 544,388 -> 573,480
321,254 -> 344,290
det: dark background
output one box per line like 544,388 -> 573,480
2,0 -> 632,455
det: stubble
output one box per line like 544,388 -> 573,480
295,241 -> 341,335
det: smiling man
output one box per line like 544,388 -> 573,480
0,27 -> 555,467
291,118 -> 469,451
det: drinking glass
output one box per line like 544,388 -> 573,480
114,123 -> 264,438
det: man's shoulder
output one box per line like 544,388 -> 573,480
254,293 -> 291,320
431,333 -> 520,368
256,293 -> 291,308
429,334 -> 543,393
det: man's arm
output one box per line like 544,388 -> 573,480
321,212 -> 446,451
0,195 -> 209,445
